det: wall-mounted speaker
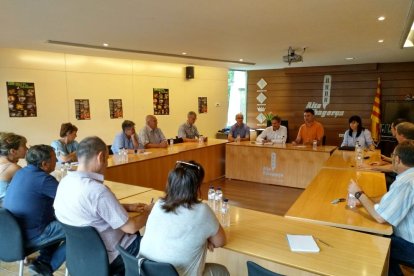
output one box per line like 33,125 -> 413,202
186,66 -> 194,79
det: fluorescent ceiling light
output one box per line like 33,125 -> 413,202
378,16 -> 385,21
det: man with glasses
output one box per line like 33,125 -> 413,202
111,120 -> 141,154
228,113 -> 250,142
256,115 -> 287,143
348,140 -> 414,276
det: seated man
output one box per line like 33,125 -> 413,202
54,136 -> 151,276
228,113 -> 250,142
111,120 -> 141,154
4,145 -> 65,276
139,115 -> 168,148
348,140 -> 414,276
292,108 -> 324,145
178,111 -> 200,142
256,115 -> 287,143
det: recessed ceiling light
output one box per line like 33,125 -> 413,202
378,39 -> 384,43
378,16 -> 386,21
239,58 -> 244,62
345,57 -> 354,60
103,43 -> 109,47
182,52 -> 187,55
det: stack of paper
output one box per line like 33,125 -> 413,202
286,234 -> 320,252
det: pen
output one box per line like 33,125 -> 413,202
150,198 -> 154,204
315,237 -> 332,247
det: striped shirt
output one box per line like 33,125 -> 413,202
375,167 -> 414,243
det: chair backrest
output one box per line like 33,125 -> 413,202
0,208 -> 25,262
61,222 -> 109,276
247,261 -> 283,276
116,245 -> 178,276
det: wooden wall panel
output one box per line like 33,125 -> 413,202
247,62 -> 414,146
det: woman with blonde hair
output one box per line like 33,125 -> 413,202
0,132 -> 28,205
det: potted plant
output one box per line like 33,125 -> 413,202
264,112 -> 274,127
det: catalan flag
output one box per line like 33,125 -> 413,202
371,78 -> 381,143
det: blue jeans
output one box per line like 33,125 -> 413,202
389,235 -> 414,276
26,220 -> 66,272
110,235 -> 142,276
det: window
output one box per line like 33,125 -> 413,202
227,70 -> 247,126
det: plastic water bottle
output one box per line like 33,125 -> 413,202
236,134 -> 241,143
60,162 -> 67,179
221,198 -> 230,227
282,136 -> 286,146
198,135 -> 204,144
208,186 -> 215,210
347,193 -> 357,209
312,140 -> 318,150
215,187 -> 223,213
122,148 -> 128,163
117,148 -> 123,163
355,142 -> 363,167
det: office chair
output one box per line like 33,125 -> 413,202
247,261 -> 284,276
60,222 -> 109,276
0,208 -> 64,276
116,245 -> 178,276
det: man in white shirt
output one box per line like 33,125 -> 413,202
54,136 -> 151,275
256,115 -> 287,143
139,115 -> 168,148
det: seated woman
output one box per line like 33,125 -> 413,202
0,132 -> 28,206
341,115 -> 375,150
51,123 -> 78,163
138,160 -> 229,276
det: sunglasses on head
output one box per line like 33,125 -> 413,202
176,160 -> 200,171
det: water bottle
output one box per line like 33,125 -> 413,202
215,187 -> 223,213
282,136 -> 286,146
118,148 -> 123,163
236,134 -> 241,143
60,162 -> 67,179
355,142 -> 363,167
207,186 -> 216,210
221,198 -> 230,227
122,148 -> 128,163
347,193 -> 357,209
198,135 -> 204,144
312,140 -> 318,150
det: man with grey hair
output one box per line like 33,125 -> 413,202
54,136 -> 151,275
4,145 -> 65,276
228,113 -> 250,142
178,111 -> 201,142
139,115 -> 168,148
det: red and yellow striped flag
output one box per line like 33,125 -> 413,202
371,78 -> 381,143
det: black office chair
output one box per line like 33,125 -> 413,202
0,208 -> 64,276
116,244 -> 178,276
247,261 -> 284,276
61,222 -> 109,276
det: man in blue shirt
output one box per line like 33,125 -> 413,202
4,145 -> 65,276
349,140 -> 414,276
228,113 -> 250,142
111,120 -> 141,154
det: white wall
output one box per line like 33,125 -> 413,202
0,48 -> 229,146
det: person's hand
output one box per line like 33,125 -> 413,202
131,203 -> 146,213
370,161 -> 388,166
291,141 -> 297,145
207,241 -> 215,252
348,179 -> 361,195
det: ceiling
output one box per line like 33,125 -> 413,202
1,0 -> 414,70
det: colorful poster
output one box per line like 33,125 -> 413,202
153,88 -> 169,115
74,99 -> 91,120
6,82 -> 37,117
198,97 -> 207,113
109,99 -> 123,119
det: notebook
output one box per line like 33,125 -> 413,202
286,234 -> 320,253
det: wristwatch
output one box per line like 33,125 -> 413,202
354,191 -> 364,200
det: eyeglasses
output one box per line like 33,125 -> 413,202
176,160 -> 200,171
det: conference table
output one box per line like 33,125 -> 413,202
105,139 -> 227,190
118,188 -> 390,276
105,180 -> 152,200
322,149 -> 382,170
285,168 -> 392,235
225,141 -> 337,188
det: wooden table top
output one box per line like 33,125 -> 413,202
108,138 -> 227,167
323,149 -> 382,170
227,141 -> 337,154
105,180 -> 153,200
123,189 -> 390,276
285,168 -> 392,235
